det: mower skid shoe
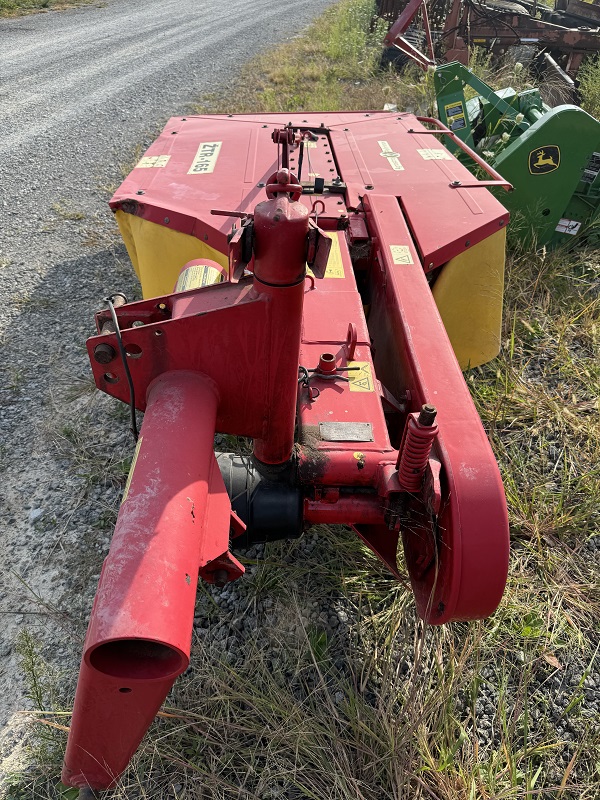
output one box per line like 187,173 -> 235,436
63,371 -> 227,790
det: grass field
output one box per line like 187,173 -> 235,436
0,0 -> 91,17
6,1 -> 600,798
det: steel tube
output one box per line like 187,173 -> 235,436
63,371 -> 220,789
304,495 -> 386,525
414,117 -> 513,190
252,192 -> 309,465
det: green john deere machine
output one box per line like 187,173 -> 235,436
434,62 -> 600,248
383,0 -> 600,248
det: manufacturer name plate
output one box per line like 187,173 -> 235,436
319,422 -> 374,442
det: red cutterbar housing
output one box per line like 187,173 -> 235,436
64,112 -> 510,792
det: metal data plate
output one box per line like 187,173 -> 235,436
319,422 -> 374,442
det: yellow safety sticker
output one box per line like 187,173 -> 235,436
136,155 -> 171,169
175,264 -> 224,291
418,148 -> 452,161
121,436 -> 143,505
377,140 -> 404,171
188,141 -> 222,175
390,245 -> 414,265
444,101 -> 467,132
307,233 -> 345,279
348,361 -> 374,392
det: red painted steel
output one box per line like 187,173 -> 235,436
384,0 -> 436,68
363,192 -> 509,622
111,112 -> 508,268
384,0 -> 426,44
411,118 -> 512,190
251,172 -> 310,465
304,495 -> 386,525
65,113 -> 511,792
63,371 -> 229,789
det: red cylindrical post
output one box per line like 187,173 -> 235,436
317,352 -> 337,374
251,183 -> 309,466
63,371 -> 221,790
304,495 -> 386,526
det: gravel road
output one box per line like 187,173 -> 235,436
0,0 -> 334,777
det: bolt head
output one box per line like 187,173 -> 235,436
418,404 -> 438,426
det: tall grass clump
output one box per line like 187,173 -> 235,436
578,57 -> 600,119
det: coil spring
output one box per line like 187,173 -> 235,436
397,411 -> 438,493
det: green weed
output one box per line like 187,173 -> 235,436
578,57 -> 600,120
0,0 -> 90,16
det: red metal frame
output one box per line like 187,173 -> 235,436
412,117 -> 513,190
64,113 -> 510,792
382,0 -> 600,80
384,0 -> 436,67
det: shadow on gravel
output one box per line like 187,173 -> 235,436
0,238 -> 141,735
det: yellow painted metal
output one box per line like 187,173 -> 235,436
432,228 -> 506,370
115,210 -> 228,299
116,209 -> 505,369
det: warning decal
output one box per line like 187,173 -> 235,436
582,152 -> 600,184
444,101 -> 467,132
136,155 -> 171,169
121,436 -> 143,505
555,218 -> 582,235
390,244 -> 414,265
175,264 -> 224,291
418,148 -> 452,161
188,141 -> 222,175
377,140 -> 404,171
307,233 -> 345,279
348,361 -> 374,393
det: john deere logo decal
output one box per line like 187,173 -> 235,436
529,145 -> 560,175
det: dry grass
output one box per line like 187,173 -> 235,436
578,57 -> 600,120
7,1 -> 600,798
0,0 -> 92,16
194,1 -> 434,117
